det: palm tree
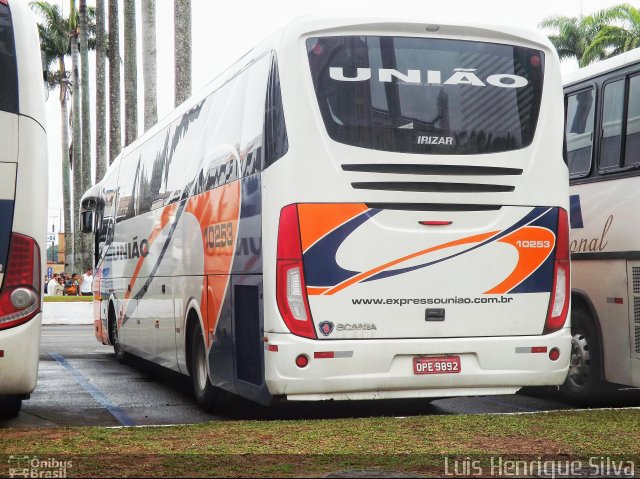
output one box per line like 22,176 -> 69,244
108,0 -> 122,164
30,1 -> 73,269
174,0 -> 191,106
70,0 -> 83,271
95,0 -> 107,182
79,0 -> 93,270
539,12 -> 610,67
124,0 -> 137,146
583,4 -> 640,64
141,0 -> 157,131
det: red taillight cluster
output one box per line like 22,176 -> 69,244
544,208 -> 570,334
0,233 -> 41,330
276,205 -> 316,339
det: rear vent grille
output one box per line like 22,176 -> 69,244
365,203 -> 502,212
352,182 -> 514,193
633,267 -> 640,294
630,264 -> 640,358
342,164 -> 523,176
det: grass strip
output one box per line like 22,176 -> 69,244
2,409 -> 639,477
43,296 -> 94,303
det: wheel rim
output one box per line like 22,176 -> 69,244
195,337 -> 208,392
567,332 -> 591,390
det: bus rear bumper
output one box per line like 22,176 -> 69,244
264,329 -> 571,401
0,314 -> 41,396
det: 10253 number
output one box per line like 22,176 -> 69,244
516,240 -> 551,249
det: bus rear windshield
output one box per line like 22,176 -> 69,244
307,36 -> 544,155
0,2 -> 18,115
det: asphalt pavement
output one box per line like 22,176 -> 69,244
1,325 -> 583,428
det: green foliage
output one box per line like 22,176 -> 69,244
30,1 -> 97,90
540,4 -> 640,67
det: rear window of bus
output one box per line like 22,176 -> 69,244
307,36 -> 544,155
0,2 -> 18,115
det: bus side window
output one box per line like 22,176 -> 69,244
599,79 -> 625,171
624,75 -> 640,168
566,88 -> 595,178
264,56 -> 289,168
240,55 -> 270,177
200,77 -> 245,193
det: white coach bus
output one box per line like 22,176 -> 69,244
0,0 -> 48,419
563,47 -> 640,404
82,17 -> 570,411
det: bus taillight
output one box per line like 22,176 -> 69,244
544,208 -> 570,334
276,205 -> 317,339
0,233 -> 41,330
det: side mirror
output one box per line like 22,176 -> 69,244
81,211 -> 94,233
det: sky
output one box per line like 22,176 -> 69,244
40,0 -> 628,233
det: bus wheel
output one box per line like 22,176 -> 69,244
561,309 -> 606,405
190,326 -> 220,413
0,396 -> 22,419
110,315 -> 127,364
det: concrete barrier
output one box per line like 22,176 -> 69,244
42,301 -> 93,325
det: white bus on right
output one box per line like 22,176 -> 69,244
564,47 -> 640,405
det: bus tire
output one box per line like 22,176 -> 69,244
561,308 -> 607,406
0,396 -> 22,419
109,311 -> 128,364
190,326 -> 219,413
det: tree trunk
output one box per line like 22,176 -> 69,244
141,0 -> 157,131
71,2 -> 83,273
95,0 -> 107,183
174,0 -> 191,106
108,0 -> 121,164
79,0 -> 92,268
123,0 -> 137,146
59,61 -> 72,271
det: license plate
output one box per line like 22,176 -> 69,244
413,355 -> 461,375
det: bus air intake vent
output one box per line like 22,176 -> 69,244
342,164 -> 523,176
633,266 -> 640,294
351,182 -> 514,193
631,265 -> 640,357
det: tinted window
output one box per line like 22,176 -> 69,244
264,56 -> 288,167
625,75 -> 640,168
307,36 -> 544,155
566,88 -> 595,177
241,55 -> 270,176
599,80 -> 625,170
0,3 -> 18,114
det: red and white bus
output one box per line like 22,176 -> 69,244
82,17 -> 570,411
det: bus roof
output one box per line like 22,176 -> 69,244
564,47 -> 640,87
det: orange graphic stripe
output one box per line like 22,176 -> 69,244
307,286 -> 330,296
298,203 -> 369,252
185,182 -> 241,348
484,226 -> 555,294
322,231 -> 498,296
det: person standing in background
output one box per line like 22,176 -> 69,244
80,267 -> 93,296
50,276 -> 64,296
46,274 -> 60,295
